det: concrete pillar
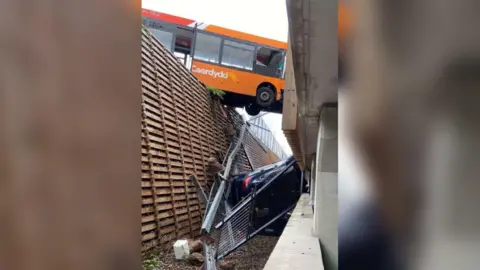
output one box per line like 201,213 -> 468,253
309,158 -> 316,206
312,106 -> 338,270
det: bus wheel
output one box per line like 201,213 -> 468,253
245,103 -> 261,116
256,87 -> 275,108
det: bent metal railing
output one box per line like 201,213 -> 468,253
189,114 -> 300,269
189,121 -> 247,269
214,156 -> 298,260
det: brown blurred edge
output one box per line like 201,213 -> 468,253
0,1 -> 142,270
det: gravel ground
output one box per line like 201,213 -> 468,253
143,249 -> 199,270
160,250 -> 200,270
142,236 -> 278,270
219,236 -> 279,270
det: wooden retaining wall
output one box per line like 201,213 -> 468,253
140,28 -> 280,252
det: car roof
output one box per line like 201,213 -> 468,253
248,156 -> 293,177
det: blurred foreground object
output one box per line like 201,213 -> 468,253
347,0 -> 480,269
338,0 -> 352,83
0,1 -> 141,269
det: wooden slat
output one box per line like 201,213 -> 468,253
148,33 -> 180,243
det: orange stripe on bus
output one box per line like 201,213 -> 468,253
191,61 -> 284,100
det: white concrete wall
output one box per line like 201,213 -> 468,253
312,106 -> 338,270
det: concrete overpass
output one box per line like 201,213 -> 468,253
266,0 -> 338,269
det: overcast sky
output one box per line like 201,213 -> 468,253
142,0 -> 292,155
142,0 -> 288,42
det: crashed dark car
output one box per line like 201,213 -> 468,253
227,156 -> 304,235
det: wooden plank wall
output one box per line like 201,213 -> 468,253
141,28 -> 226,251
140,28 -> 279,252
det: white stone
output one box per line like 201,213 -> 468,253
173,239 -> 190,260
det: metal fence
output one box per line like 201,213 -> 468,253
247,117 -> 287,160
211,156 -> 301,262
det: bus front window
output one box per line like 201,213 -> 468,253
255,47 -> 284,78
281,56 -> 287,79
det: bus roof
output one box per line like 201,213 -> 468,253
142,8 -> 287,50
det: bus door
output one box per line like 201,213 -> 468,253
172,26 -> 195,68
143,17 -> 195,67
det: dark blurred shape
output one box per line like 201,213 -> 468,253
339,202 -> 399,270
0,1 -> 141,270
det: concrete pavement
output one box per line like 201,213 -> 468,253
263,194 -> 324,270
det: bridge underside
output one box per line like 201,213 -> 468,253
283,0 -> 337,168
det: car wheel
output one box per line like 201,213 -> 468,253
256,86 -> 275,108
245,103 -> 261,116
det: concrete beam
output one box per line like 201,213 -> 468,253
282,37 -> 298,131
286,0 -> 337,170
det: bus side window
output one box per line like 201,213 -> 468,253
193,32 -> 222,63
221,40 -> 255,70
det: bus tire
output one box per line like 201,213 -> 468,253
245,103 -> 261,116
256,87 -> 275,108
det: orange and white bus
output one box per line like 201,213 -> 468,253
142,9 -> 287,115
